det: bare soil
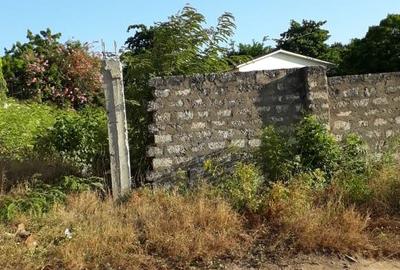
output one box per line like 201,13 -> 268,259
226,254 -> 400,269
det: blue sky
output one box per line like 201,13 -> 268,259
1,0 -> 399,53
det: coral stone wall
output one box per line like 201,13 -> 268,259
146,67 -> 400,182
328,72 -> 400,151
147,67 -> 330,181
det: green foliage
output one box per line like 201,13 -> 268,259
221,162 -> 263,212
36,107 -> 108,175
294,116 -> 341,177
0,98 -> 59,161
204,160 -> 263,212
339,14 -> 400,74
341,133 -> 369,175
336,174 -> 371,205
329,134 -> 372,205
0,184 -> 66,221
61,175 -> 106,194
2,29 -> 102,108
227,40 -> 272,66
122,5 -> 237,181
258,126 -> 298,180
123,6 -> 235,76
259,116 -> 341,181
0,176 -> 105,221
276,19 -> 330,59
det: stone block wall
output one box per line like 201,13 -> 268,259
147,67 -> 329,181
146,67 -> 400,181
328,72 -> 400,151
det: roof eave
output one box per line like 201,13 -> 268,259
235,49 -> 334,69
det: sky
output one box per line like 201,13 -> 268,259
1,0 -> 399,54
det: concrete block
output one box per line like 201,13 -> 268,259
208,141 -> 226,150
249,139 -> 261,148
374,118 -> 387,126
153,158 -> 173,169
154,89 -> 170,97
334,120 -> 350,131
154,135 -> 172,144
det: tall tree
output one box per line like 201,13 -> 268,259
122,6 -> 236,182
276,19 -> 330,59
339,14 -> 400,74
227,40 -> 272,66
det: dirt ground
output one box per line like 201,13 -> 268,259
226,254 -> 400,269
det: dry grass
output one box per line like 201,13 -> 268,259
0,188 -> 246,269
1,163 -> 400,269
288,205 -> 370,252
258,163 -> 400,256
130,188 -> 246,263
366,164 -> 400,216
368,218 -> 400,257
261,178 -> 371,254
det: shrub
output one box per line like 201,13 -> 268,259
334,174 -> 372,205
0,98 -> 109,190
0,98 -> 64,191
340,133 -> 370,175
294,116 -> 341,178
0,99 -> 58,162
258,126 -> 297,180
219,162 -> 264,213
36,107 -> 109,175
260,116 -> 343,181
2,29 -> 102,108
204,159 -> 264,213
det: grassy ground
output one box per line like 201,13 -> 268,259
1,161 -> 400,269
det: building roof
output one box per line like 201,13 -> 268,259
236,49 -> 333,69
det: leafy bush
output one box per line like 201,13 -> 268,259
258,126 -> 298,180
340,133 -> 370,175
2,29 -> 102,108
0,99 -> 59,161
204,160 -> 264,213
36,107 -> 109,175
331,134 -> 372,205
294,116 -> 341,177
220,162 -> 263,212
0,98 -> 108,190
260,116 -> 343,181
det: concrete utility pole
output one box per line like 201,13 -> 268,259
102,58 -> 131,197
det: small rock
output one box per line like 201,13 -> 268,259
64,228 -> 73,239
25,235 -> 38,249
15,223 -> 30,241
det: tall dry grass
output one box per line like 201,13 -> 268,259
261,178 -> 371,254
1,162 -> 400,269
0,187 -> 246,269
130,188 -> 246,263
